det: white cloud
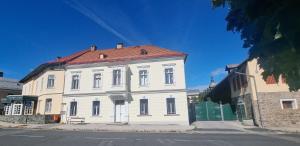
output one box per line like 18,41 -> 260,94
189,84 -> 208,91
65,0 -> 133,44
210,67 -> 226,77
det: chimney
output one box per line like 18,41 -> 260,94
116,43 -> 124,49
90,45 -> 97,51
0,71 -> 3,78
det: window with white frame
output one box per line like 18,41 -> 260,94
12,104 -> 23,115
139,70 -> 148,86
112,69 -> 121,86
4,105 -> 11,115
92,101 -> 100,116
166,98 -> 176,114
140,99 -> 148,115
24,101 -> 34,115
45,98 -> 52,112
70,101 -> 77,116
280,99 -> 298,109
93,73 -> 102,88
71,75 -> 80,89
165,68 -> 174,84
47,75 -> 55,88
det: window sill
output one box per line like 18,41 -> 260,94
164,84 -> 175,86
46,87 -> 55,89
70,89 -> 80,91
139,85 -> 149,88
91,115 -> 102,118
137,114 -> 152,117
164,114 -> 179,116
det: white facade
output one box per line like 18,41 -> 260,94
61,57 -> 189,125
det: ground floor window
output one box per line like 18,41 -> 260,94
4,105 -> 11,115
12,104 -> 23,115
45,98 -> 52,113
166,98 -> 176,114
280,99 -> 298,109
24,101 -> 34,115
140,99 -> 148,115
92,101 -> 100,116
70,101 -> 77,116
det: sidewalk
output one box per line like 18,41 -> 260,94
0,121 -> 195,133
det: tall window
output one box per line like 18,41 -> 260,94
71,75 -> 80,89
166,98 -> 176,114
93,73 -> 102,88
140,99 -> 148,115
47,75 -> 55,88
45,98 -> 52,112
70,101 -> 77,116
112,69 -> 121,86
139,70 -> 148,86
165,68 -> 174,84
12,104 -> 23,115
92,101 -> 100,116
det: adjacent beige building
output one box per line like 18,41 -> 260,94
226,58 -> 300,128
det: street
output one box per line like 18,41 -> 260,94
0,128 -> 299,146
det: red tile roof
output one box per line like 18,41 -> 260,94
66,45 -> 186,65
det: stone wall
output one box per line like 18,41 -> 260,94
256,92 -> 300,128
0,115 -> 47,124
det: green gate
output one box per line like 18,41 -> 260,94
195,101 -> 236,121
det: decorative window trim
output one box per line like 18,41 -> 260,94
47,75 -> 55,89
92,72 -> 103,89
164,67 -> 176,85
280,99 -> 298,109
137,65 -> 150,69
162,63 -> 176,67
71,73 -> 81,90
138,69 -> 150,87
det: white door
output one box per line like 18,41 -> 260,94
115,100 -> 126,123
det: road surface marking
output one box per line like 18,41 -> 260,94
11,134 -> 45,138
85,137 -> 126,140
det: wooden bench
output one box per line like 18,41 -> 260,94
67,117 -> 85,124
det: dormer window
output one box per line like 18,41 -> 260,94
99,53 -> 106,59
140,49 -> 148,55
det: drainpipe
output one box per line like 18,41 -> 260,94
233,71 -> 263,128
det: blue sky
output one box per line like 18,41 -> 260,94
0,0 -> 247,89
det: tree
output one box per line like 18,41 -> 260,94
212,0 -> 300,91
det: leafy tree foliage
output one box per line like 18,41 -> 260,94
212,0 -> 300,91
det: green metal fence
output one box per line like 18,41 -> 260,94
195,101 -> 237,121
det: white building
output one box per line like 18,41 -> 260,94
61,44 -> 189,125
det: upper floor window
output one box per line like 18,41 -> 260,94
165,68 -> 174,84
92,101 -> 100,116
139,70 -> 148,86
93,73 -> 102,88
166,98 -> 176,114
112,69 -> 121,86
70,101 -> 77,116
45,98 -> 52,112
71,75 -> 80,89
47,75 -> 55,88
140,99 -> 148,115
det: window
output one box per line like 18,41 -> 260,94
112,69 -> 121,86
236,75 -> 241,89
280,99 -> 298,109
24,101 -> 34,115
166,98 -> 176,114
139,70 -> 148,86
93,73 -> 102,88
4,105 -> 11,115
71,75 -> 80,89
45,98 -> 52,112
92,101 -> 100,116
47,75 -> 55,88
12,104 -> 23,115
140,99 -> 148,115
232,77 -> 237,91
70,101 -> 77,116
165,68 -> 174,84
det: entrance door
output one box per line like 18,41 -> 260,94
115,100 -> 126,123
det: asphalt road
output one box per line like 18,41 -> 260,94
0,128 -> 299,146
